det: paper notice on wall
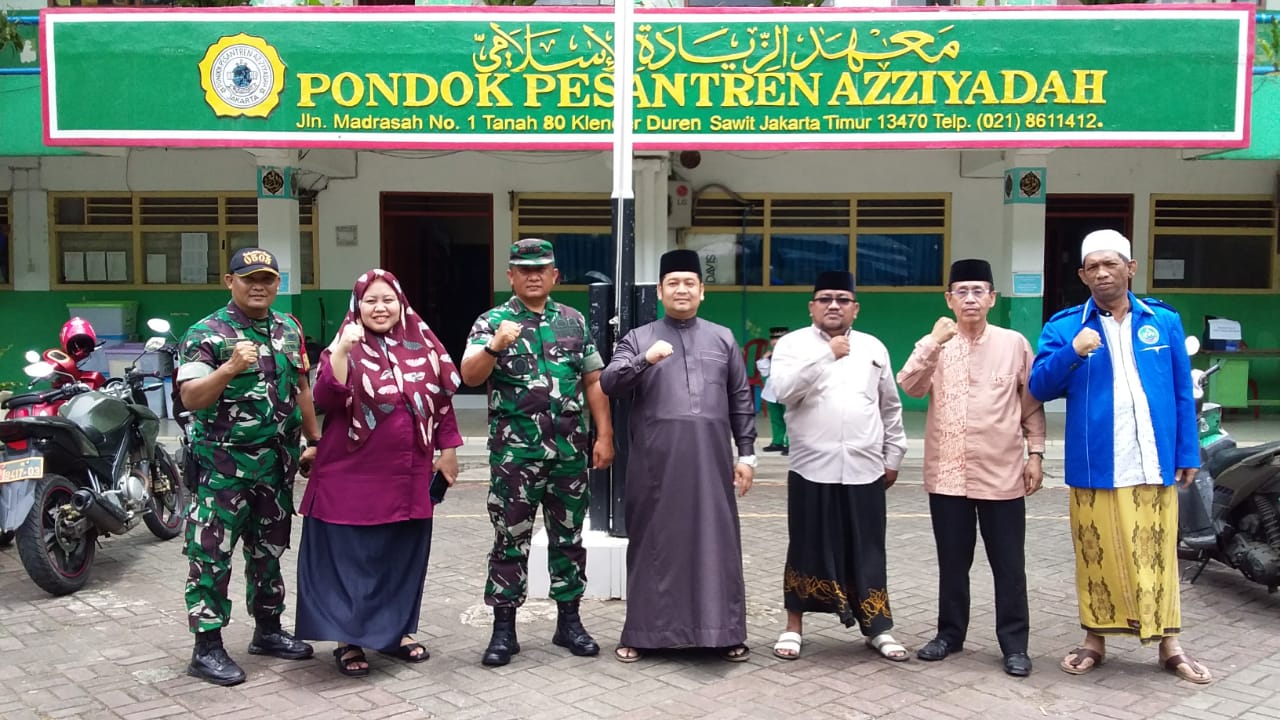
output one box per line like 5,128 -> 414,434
181,232 -> 209,252
106,251 -> 128,282
85,251 -> 107,282
1207,318 -> 1242,341
146,254 -> 168,284
1153,259 -> 1185,280
180,265 -> 208,284
63,252 -> 86,282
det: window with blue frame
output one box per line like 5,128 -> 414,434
688,194 -> 947,288
770,233 -> 850,286
537,232 -> 613,286
856,233 -> 944,287
513,194 -> 615,286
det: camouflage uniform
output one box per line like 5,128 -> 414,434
468,290 -> 603,607
178,301 -> 306,633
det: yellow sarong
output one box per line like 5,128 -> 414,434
1070,485 -> 1181,644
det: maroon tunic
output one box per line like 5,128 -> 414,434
299,354 -> 463,525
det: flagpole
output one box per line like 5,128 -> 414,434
606,0 -> 635,537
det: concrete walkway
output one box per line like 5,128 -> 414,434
2,410 -> 1277,719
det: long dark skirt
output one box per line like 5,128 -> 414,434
295,516 -> 433,651
782,472 -> 893,637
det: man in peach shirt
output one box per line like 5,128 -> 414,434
897,258 -> 1046,677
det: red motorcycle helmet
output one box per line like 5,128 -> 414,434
60,317 -> 99,362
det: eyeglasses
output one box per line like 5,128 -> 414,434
813,295 -> 855,306
949,288 -> 991,299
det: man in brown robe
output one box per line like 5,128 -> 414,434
600,249 -> 757,663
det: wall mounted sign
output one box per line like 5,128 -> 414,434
1003,167 -> 1046,204
41,6 -> 1254,150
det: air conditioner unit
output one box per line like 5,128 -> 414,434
668,181 -> 693,228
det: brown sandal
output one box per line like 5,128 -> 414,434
1060,647 -> 1104,675
614,646 -> 643,664
1162,653 -> 1212,684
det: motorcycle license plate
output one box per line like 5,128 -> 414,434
0,456 -> 43,484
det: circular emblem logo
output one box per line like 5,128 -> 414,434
1138,325 -> 1160,345
198,34 -> 286,119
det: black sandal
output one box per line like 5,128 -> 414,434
333,645 -> 370,677
379,639 -> 430,664
722,644 -> 751,662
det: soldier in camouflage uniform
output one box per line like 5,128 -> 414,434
460,238 -> 615,667
176,248 -> 320,686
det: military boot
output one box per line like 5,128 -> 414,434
552,599 -> 600,657
481,606 -> 521,666
188,630 -> 246,687
247,614 -> 314,660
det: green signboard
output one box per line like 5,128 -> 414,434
42,6 -> 1253,150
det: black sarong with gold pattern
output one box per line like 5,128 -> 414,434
782,472 -> 893,637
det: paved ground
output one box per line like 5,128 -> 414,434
2,414 -> 1280,719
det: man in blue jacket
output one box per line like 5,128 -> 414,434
1030,229 -> 1210,685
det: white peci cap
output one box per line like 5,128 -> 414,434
1080,229 -> 1131,263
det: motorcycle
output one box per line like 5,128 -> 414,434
1178,336 -> 1280,593
2,345 -> 109,450
0,320 -> 120,552
0,338 -> 189,595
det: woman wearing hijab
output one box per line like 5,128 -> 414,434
295,269 -> 463,677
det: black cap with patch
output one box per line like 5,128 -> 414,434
229,247 -> 280,277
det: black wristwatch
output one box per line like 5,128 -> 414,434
1028,451 -> 1044,459
306,439 -> 319,449
483,344 -> 501,358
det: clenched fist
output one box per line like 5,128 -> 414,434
332,323 -> 364,354
930,317 -> 958,345
490,320 -> 522,352
1073,328 -> 1102,357
226,341 -> 259,374
645,340 -> 674,365
829,334 -> 850,359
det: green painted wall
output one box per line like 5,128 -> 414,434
5,288 -> 1278,413
0,289 -> 350,389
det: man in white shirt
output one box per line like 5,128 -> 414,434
767,270 -> 909,663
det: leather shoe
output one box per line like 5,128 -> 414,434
248,625 -> 314,660
763,444 -> 786,453
916,637 -> 961,661
1004,652 -> 1032,677
188,639 -> 246,686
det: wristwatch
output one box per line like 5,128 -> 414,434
305,438 -> 319,449
483,344 -> 501,358
737,455 -> 758,468
1028,451 -> 1044,459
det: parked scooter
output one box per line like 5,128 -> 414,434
1179,336 -> 1280,593
0,339 -> 188,595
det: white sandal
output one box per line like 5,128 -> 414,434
773,631 -> 803,660
866,632 -> 909,662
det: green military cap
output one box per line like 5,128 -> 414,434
510,238 -> 555,267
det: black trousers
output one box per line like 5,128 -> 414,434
928,493 -> 1029,655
